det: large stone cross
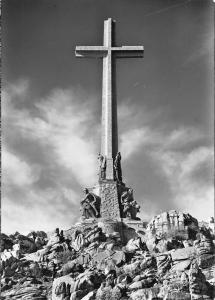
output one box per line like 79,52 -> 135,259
76,18 -> 144,180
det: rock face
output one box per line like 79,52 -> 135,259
1,211 -> 215,300
189,261 -> 214,299
52,275 -> 75,300
156,254 -> 171,275
146,210 -> 198,239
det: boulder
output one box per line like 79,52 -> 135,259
76,253 -> 91,266
85,227 -> 106,244
189,261 -> 214,299
47,233 -> 61,248
29,261 -> 42,277
130,287 -> 160,300
111,284 -> 126,300
166,291 -> 191,299
144,235 -> 157,252
181,271 -> 189,284
52,275 -> 75,300
195,238 -> 215,256
1,249 -> 14,262
125,237 -> 145,253
73,271 -> 95,293
81,290 -> 96,300
140,253 -> 156,272
156,253 -> 171,275
92,250 -> 113,264
4,265 -> 15,277
96,283 -> 112,300
155,237 -> 184,253
111,250 -> 126,266
72,233 -> 86,251
129,280 -> 143,290
61,261 -> 84,276
171,259 -> 191,272
92,249 -> 125,271
15,234 -> 36,253
171,246 -> 196,262
198,253 -> 215,269
123,260 -> 140,275
1,284 -> 50,299
0,234 -> 13,251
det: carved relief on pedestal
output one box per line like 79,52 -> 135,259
100,181 -> 121,219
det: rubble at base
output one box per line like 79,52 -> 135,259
1,211 -> 215,300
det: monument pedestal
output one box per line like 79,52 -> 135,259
100,180 -> 121,220
120,218 -> 145,242
78,216 -> 147,244
98,218 -> 123,236
122,218 -> 146,231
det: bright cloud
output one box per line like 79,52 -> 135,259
120,124 -> 206,160
3,82 -> 98,186
120,128 -> 149,159
119,105 -> 213,222
2,186 -> 79,234
2,80 -> 99,234
151,146 -> 213,221
2,149 -> 41,188
2,80 -> 213,233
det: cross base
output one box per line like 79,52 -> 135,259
105,158 -> 115,180
99,180 -> 121,219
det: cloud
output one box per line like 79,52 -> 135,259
3,82 -> 98,186
183,33 -> 213,65
2,80 -> 213,233
2,80 -> 99,234
2,186 -> 79,234
120,128 -> 149,159
151,146 -> 213,221
2,149 -> 41,188
120,122 -> 205,160
118,103 -> 213,222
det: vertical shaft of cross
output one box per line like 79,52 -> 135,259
75,18 -> 144,183
101,18 -> 117,180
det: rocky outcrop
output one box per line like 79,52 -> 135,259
147,210 -> 198,239
194,227 -> 215,271
195,238 -> 214,256
189,261 -> 214,299
1,212 -> 215,300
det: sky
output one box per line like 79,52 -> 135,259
2,0 -> 214,234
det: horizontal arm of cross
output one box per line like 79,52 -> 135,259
75,46 -> 107,58
113,46 -> 144,58
75,45 -> 144,58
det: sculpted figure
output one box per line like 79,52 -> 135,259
98,153 -> 106,180
114,152 -> 122,182
80,188 -> 99,219
121,188 -> 140,219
